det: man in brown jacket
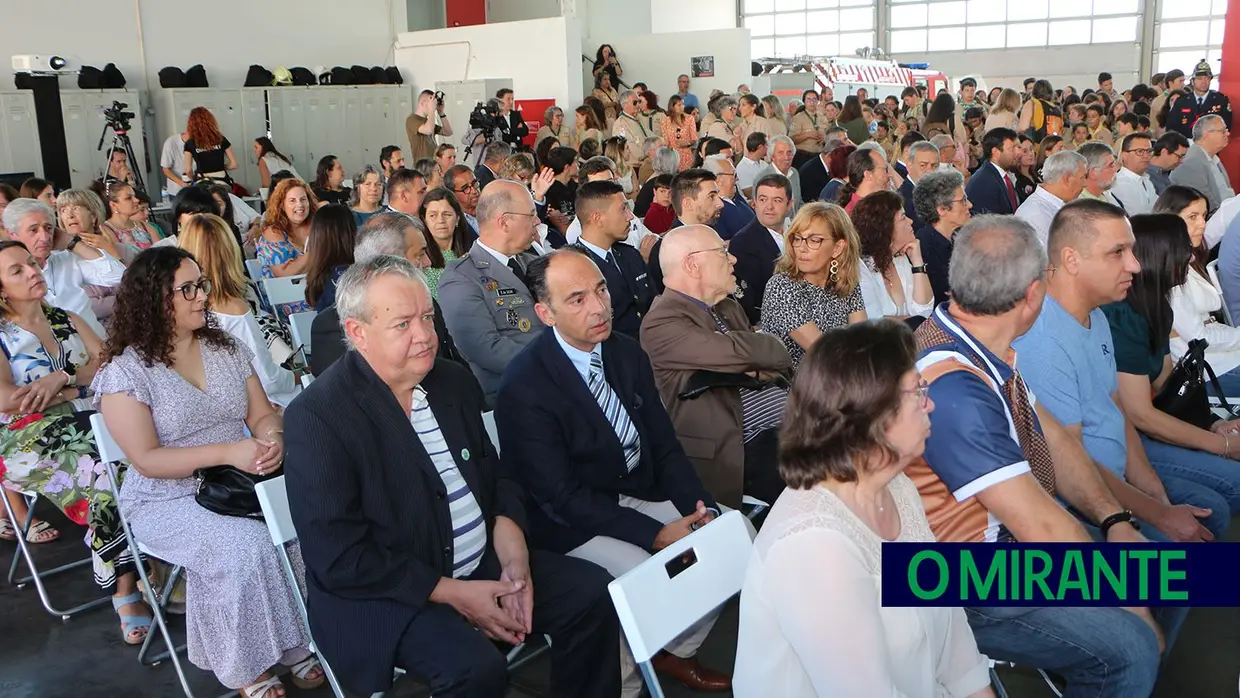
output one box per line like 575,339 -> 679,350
640,225 -> 792,508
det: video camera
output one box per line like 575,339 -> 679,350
468,100 -> 501,132
102,100 -> 135,133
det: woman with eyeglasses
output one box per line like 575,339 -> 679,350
0,239 -> 156,645
736,320 -> 993,698
93,246 -> 326,697
760,202 -> 867,371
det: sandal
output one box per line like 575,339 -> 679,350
241,674 -> 285,698
287,655 -> 326,690
4,518 -> 60,544
111,592 -> 153,646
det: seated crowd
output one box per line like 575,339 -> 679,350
0,54 -> 1235,698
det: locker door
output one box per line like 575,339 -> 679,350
341,89 -> 363,173
392,87 -> 413,151
0,93 -> 41,177
359,90 -> 382,169
303,89 -> 329,167
320,89 -> 349,171
59,93 -> 94,187
215,90 -> 245,186
240,89 -> 269,191
279,89 -> 310,178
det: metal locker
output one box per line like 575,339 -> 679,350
240,88 -> 269,191
392,87 -> 413,154
358,89 -> 384,169
276,88 -> 311,179
340,88 -> 363,174
303,89 -> 331,167
0,92 -> 42,178
59,93 -> 92,187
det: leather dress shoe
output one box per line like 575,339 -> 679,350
650,652 -> 732,692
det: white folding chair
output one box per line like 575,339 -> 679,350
2,487 -> 110,619
260,275 -> 309,323
1207,259 -> 1233,325
740,494 -> 769,521
288,311 -> 317,359
607,510 -> 752,698
482,411 -> 500,456
300,373 -> 315,389
244,258 -> 264,283
254,476 -> 349,698
90,413 -> 197,698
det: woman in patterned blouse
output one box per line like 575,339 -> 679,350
760,202 -> 867,370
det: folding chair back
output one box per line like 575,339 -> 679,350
90,413 -> 126,465
1207,259 -> 1233,325
608,511 -> 751,665
482,411 -> 500,456
254,476 -> 348,698
261,275 -> 308,306
288,311 -> 317,358
301,373 -> 315,389
245,258 -> 264,283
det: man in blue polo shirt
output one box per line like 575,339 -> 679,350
1014,199 -> 1229,542
908,214 -> 1170,698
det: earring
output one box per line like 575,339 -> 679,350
828,258 -> 839,284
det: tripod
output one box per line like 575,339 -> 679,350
98,121 -> 146,195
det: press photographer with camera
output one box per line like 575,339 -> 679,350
460,98 -> 505,170
405,89 -> 454,164
495,88 -> 529,148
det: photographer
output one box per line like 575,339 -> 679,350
495,88 -> 530,148
460,98 -> 505,170
405,89 -> 454,164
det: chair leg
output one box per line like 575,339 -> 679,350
138,565 -> 188,666
991,664 -> 1010,698
1,491 -> 109,620
1037,668 -> 1065,697
637,660 -> 666,698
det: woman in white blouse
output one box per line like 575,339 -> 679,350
735,320 -> 993,698
178,214 -> 298,406
853,190 -> 934,321
1157,186 -> 1240,384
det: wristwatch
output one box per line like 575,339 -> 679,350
1099,510 -> 1139,537
910,264 -> 929,274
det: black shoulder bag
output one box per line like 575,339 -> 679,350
194,466 -> 278,519
1152,338 -> 1239,430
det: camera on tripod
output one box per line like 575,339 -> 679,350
102,100 -> 135,133
468,100 -> 501,132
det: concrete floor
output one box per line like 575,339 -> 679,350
1,500 -> 1235,697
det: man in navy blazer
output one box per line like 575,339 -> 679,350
964,127 -> 1020,215
496,248 -> 733,694
730,172 -> 793,326
704,154 -> 755,240
285,255 -> 620,698
571,179 -> 653,340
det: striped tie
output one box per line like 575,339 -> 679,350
588,351 -> 642,471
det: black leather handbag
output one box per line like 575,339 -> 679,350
1152,338 -> 1237,429
194,466 -> 277,519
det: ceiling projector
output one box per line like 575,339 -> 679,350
12,55 -> 69,73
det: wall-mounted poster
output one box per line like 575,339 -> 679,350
691,56 -> 715,78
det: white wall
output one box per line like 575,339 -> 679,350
395,17 -> 584,110
892,44 -> 1140,96
584,28 -> 752,109
487,0 -> 562,23
3,0 -> 406,91
649,0 -> 736,33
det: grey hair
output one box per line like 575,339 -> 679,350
1040,150 -> 1087,183
1193,114 -> 1224,141
949,215 -> 1047,316
619,90 -> 636,107
1,198 -> 53,233
483,140 -> 514,164
55,188 -> 107,228
711,96 -> 738,118
769,134 -> 795,152
906,140 -> 940,161
1076,142 -> 1115,172
354,212 -> 424,264
653,147 -> 680,176
335,254 -> 430,345
349,165 -> 385,207
475,178 -> 529,229
702,154 -> 733,175
856,140 -> 888,160
642,136 -> 662,153
928,134 -> 955,151
913,169 -> 964,226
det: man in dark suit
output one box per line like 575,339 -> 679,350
797,149 -> 830,204
703,154 -> 754,240
898,140 -> 941,229
644,225 -> 792,509
964,127 -> 1020,215
571,180 -> 652,340
730,172 -> 791,326
496,249 -> 733,694
310,213 -> 466,376
495,88 -> 530,148
285,254 -> 620,698
439,181 -> 546,406
473,141 -> 511,192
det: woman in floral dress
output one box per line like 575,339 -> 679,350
0,240 -> 151,644
255,178 -> 318,319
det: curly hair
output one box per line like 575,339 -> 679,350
104,246 -> 234,367
260,178 -> 318,241
186,107 -> 224,150
779,319 -> 916,488
851,190 -> 906,278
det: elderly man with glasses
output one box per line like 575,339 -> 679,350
1170,114 -> 1235,214
445,165 -> 483,236
612,90 -> 650,168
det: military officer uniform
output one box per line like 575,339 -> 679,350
1168,60 -> 1232,139
572,240 -> 653,341
438,240 -> 545,407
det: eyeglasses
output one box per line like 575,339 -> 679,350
903,380 -> 931,408
789,234 -> 827,250
1123,148 -> 1153,156
454,181 -> 479,193
950,196 -> 970,206
503,211 -> 539,220
174,278 -> 212,301
686,245 -> 730,259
